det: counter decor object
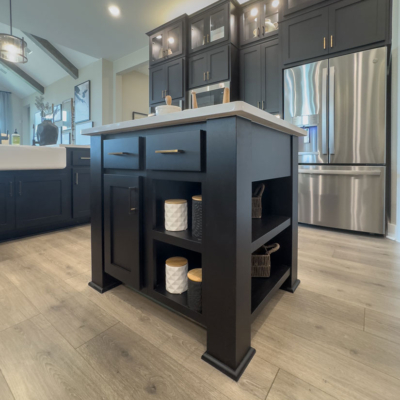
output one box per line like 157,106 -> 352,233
251,243 -> 280,278
252,184 -> 265,219
166,257 -> 188,294
223,87 -> 230,104
165,199 -> 188,231
192,195 -> 202,239
192,91 -> 198,109
187,268 -> 202,313
156,95 -> 182,116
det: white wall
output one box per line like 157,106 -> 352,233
121,70 -> 149,122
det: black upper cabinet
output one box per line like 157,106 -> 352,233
281,7 -> 329,64
72,168 -> 91,219
0,175 -> 15,234
189,45 -> 229,89
148,16 -> 186,66
240,39 -> 280,113
104,175 -> 142,290
282,0 -> 328,16
240,1 -> 279,46
149,58 -> 184,105
15,172 -> 70,229
328,0 -> 388,53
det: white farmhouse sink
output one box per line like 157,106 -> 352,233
0,145 -> 67,171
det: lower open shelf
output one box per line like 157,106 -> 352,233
251,264 -> 290,321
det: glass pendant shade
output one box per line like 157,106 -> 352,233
0,34 -> 27,63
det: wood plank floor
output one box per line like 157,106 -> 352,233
0,224 -> 399,399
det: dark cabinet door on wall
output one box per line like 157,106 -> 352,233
283,0 -> 328,16
328,0 -> 388,53
240,45 -> 261,108
104,175 -> 142,290
149,65 -> 166,104
0,175 -> 15,234
207,45 -> 229,85
281,7 -> 329,64
165,58 -> 184,99
72,168 -> 91,219
189,52 -> 208,89
15,173 -> 70,229
261,39 -> 280,114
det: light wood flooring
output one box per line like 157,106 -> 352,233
0,224 -> 400,399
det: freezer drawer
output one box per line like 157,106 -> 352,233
299,166 -> 385,234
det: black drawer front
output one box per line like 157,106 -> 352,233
104,137 -> 142,170
146,131 -> 204,171
72,149 -> 91,166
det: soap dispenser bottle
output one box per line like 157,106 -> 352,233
12,129 -> 20,145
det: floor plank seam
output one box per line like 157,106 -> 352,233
0,368 -> 15,400
264,367 -> 280,399
74,321 -> 121,351
363,308 -> 366,331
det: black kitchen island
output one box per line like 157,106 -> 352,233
85,102 -> 305,380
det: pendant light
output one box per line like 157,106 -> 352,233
0,0 -> 28,63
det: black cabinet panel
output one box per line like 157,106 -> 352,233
281,7 -> 329,64
261,39 -> 280,114
72,149 -> 90,166
166,58 -> 184,99
146,131 -> 203,171
104,137 -> 142,170
0,175 -> 15,234
207,45 -> 229,85
149,65 -> 166,105
189,52 -> 208,89
15,173 -> 70,229
240,45 -> 261,108
104,175 -> 142,289
329,0 -> 388,53
72,168 -> 91,219
283,0 -> 328,16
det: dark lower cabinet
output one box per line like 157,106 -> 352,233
15,173 -> 70,229
240,45 -> 262,108
0,175 -> 15,234
104,175 -> 142,290
72,168 -> 91,219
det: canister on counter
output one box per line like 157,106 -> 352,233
166,257 -> 188,294
187,268 -> 202,313
165,199 -> 188,231
192,195 -> 202,239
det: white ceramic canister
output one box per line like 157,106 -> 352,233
164,199 -> 188,231
166,257 -> 188,294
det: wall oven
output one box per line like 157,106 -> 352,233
188,81 -> 230,109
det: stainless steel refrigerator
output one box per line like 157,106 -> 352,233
284,47 -> 387,234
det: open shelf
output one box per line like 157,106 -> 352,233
251,264 -> 290,322
152,227 -> 202,253
252,215 -> 291,252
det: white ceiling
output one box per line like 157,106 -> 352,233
0,0 -> 220,61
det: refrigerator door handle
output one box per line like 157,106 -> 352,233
329,66 -> 335,155
299,169 -> 382,177
322,68 -> 328,155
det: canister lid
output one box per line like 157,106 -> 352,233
165,199 -> 187,205
166,257 -> 188,267
192,195 -> 202,202
187,268 -> 202,282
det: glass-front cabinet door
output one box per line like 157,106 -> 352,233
241,3 -> 262,46
262,1 -> 279,36
150,21 -> 183,64
209,6 -> 228,45
191,17 -> 206,51
150,31 -> 165,63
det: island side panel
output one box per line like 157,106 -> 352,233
202,117 -> 254,380
89,135 -> 120,293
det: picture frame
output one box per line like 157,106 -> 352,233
74,80 -> 90,123
53,104 -> 62,122
132,111 -> 147,120
75,121 -> 93,146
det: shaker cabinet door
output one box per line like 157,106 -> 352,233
282,0 -> 328,16
165,58 -> 184,100
240,45 -> 261,108
104,175 -> 142,290
188,52 -> 208,89
281,7 -> 329,65
149,65 -> 166,105
261,39 -> 280,114
72,168 -> 91,219
164,21 -> 184,60
0,175 -> 15,234
207,45 -> 229,85
328,0 -> 388,53
240,2 -> 262,46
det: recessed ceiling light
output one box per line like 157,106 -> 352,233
251,7 -> 258,17
272,0 -> 280,7
168,37 -> 175,44
108,5 -> 120,17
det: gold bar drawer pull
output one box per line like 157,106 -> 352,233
155,149 -> 183,154
80,157 -> 91,160
108,152 -> 131,156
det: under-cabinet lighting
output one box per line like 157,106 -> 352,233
108,5 -> 120,17
156,35 -> 162,39
251,8 -> 258,17
272,0 -> 280,7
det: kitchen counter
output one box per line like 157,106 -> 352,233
89,103 -> 301,381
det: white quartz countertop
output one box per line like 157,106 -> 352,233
46,144 -> 90,148
82,102 -> 306,137
0,145 -> 67,171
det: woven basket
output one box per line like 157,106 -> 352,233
251,243 -> 280,278
252,184 -> 265,219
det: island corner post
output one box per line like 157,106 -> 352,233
88,107 -> 301,381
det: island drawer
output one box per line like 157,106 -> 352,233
146,131 -> 204,171
103,137 -> 142,170
72,149 -> 91,166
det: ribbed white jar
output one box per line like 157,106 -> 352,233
164,199 -> 188,232
166,257 -> 188,294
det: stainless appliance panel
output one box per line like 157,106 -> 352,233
298,165 -> 385,234
284,60 -> 329,164
188,81 -> 230,109
328,47 -> 387,164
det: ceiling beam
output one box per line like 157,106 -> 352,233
23,32 -> 79,79
0,59 -> 44,94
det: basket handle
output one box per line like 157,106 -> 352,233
253,184 -> 265,199
263,243 -> 280,255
